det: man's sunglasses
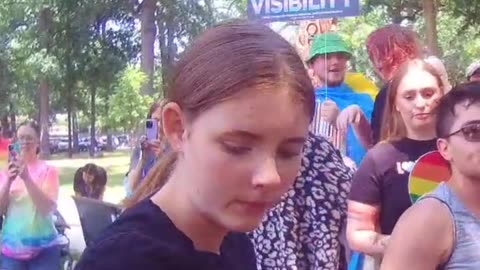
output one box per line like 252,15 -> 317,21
443,121 -> 480,142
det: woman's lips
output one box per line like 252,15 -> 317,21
237,200 -> 272,213
414,113 -> 431,120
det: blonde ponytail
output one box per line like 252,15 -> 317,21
123,151 -> 177,208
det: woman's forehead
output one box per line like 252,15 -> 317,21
17,125 -> 37,136
192,88 -> 310,135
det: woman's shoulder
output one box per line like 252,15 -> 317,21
76,201 -> 192,269
75,229 -> 179,269
304,134 -> 341,159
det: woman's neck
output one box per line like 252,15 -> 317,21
150,172 -> 227,254
22,155 -> 38,165
406,128 -> 436,141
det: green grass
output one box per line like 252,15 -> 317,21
48,150 -> 131,204
0,150 -> 131,204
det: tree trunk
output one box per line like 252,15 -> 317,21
38,8 -> 52,158
423,0 -> 441,56
67,104 -> 73,158
89,86 -> 96,157
72,111 -> 79,153
387,0 -> 403,24
107,134 -> 113,152
158,12 -> 176,94
9,104 -> 16,133
140,0 -> 157,95
1,115 -> 9,138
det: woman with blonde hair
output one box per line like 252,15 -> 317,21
346,59 -> 446,264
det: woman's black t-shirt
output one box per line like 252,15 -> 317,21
75,200 -> 257,270
348,137 -> 437,234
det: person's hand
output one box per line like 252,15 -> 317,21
320,99 -> 340,123
336,104 -> 364,132
147,139 -> 163,157
139,136 -> 162,160
7,162 -> 20,183
18,164 -> 31,182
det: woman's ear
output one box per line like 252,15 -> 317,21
162,102 -> 187,153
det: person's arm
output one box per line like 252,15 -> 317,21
127,155 -> 147,193
126,145 -> 146,193
346,148 -> 387,255
347,200 -> 389,255
337,105 -> 373,149
21,165 -> 59,216
75,231 -> 172,269
352,111 -> 373,149
380,198 -> 453,270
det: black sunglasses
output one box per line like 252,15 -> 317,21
443,121 -> 480,142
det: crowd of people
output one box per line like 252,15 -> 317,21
0,19 -> 479,270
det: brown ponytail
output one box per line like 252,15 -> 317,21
123,151 -> 177,208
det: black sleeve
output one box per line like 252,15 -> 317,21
75,231 -> 174,269
371,86 -> 388,145
348,150 -> 382,205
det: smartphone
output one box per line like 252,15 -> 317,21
8,143 -> 20,162
145,119 -> 159,141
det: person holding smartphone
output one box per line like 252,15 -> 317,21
124,100 -> 168,196
0,121 -> 61,270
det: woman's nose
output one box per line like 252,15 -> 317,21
252,157 -> 281,188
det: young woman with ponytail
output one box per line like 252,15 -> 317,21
76,20 -> 316,270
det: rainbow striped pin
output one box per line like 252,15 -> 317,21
408,151 -> 451,203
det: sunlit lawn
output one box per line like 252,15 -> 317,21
0,150 -> 130,204
47,150 -> 131,204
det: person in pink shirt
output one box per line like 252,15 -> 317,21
0,121 -> 61,270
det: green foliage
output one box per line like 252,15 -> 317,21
343,0 -> 480,85
338,8 -> 390,84
420,9 -> 480,84
107,66 -> 153,131
1,0 -> 478,136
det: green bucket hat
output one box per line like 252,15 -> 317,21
307,32 -> 351,63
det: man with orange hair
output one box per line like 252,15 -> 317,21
366,24 -> 423,144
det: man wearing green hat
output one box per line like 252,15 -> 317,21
307,32 -> 375,166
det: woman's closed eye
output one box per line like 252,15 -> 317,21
277,146 -> 303,159
221,142 -> 252,156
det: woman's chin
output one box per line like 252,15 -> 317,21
222,214 -> 266,233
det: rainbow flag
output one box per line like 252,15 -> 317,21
408,151 -> 451,203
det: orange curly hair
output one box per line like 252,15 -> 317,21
367,24 -> 422,81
